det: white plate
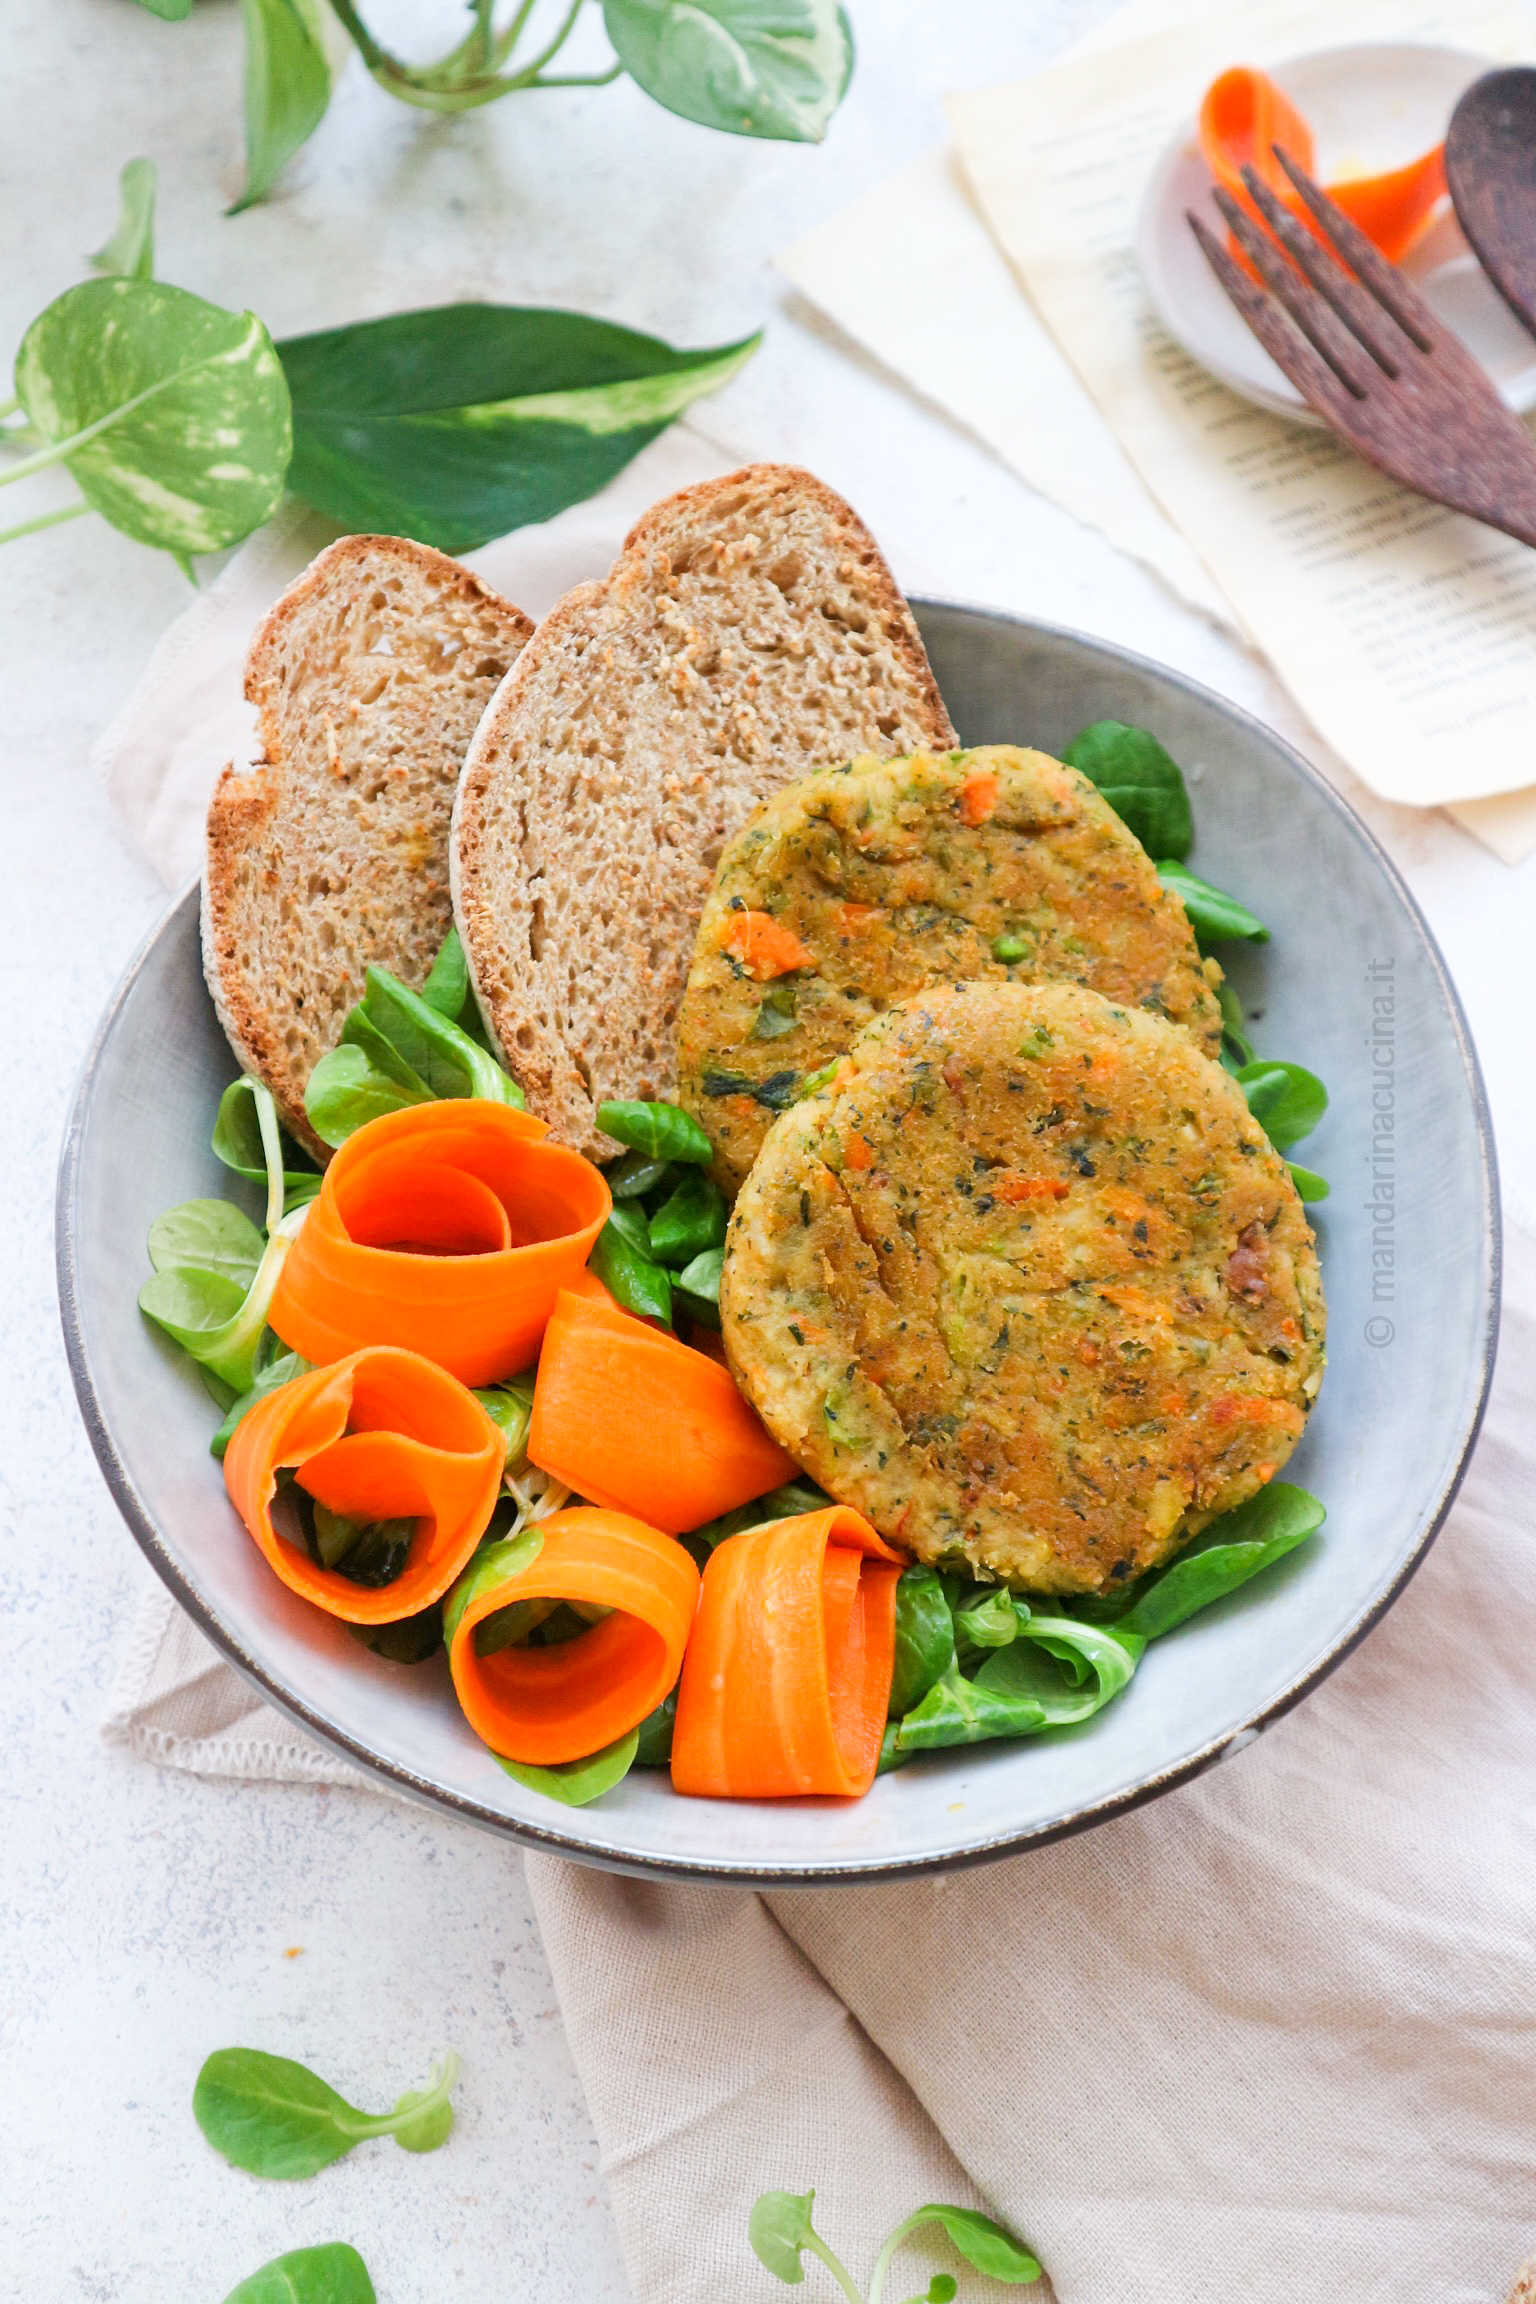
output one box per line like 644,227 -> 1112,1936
58,606 -> 1498,1883
1138,43 -> 1536,425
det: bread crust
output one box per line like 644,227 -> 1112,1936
452,464 -> 955,1157
203,534 -> 533,1160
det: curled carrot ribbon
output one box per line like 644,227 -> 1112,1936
528,1287 -> 796,1534
223,1347 -> 505,1624
446,1507 -> 700,1764
1200,67 -> 1447,267
671,1506 -> 904,1800
269,1102 -> 611,1387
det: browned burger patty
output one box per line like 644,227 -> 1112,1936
720,980 -> 1325,1595
677,745 -> 1224,1194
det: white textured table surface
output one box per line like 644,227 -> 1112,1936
5,3 -> 1534,2299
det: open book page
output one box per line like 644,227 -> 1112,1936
947,0 -> 1536,824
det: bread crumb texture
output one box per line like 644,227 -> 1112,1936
203,536 -> 532,1158
452,465 -> 955,1157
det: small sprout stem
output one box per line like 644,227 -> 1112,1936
804,2230 -> 867,2304
865,2212 -> 928,2304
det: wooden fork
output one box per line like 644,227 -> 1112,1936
1187,147 -> 1536,548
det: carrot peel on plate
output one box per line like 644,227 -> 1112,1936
1199,67 -> 1446,268
671,1506 -> 905,1800
445,1506 -> 700,1764
269,1101 -> 611,1387
223,1347 -> 505,1623
528,1287 -> 796,1533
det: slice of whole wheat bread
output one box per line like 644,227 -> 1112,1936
451,464 -> 955,1158
202,535 -> 534,1160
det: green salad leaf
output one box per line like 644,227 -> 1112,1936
496,1729 -> 640,1807
633,1689 -> 678,1766
193,2046 -> 459,2179
278,306 -> 759,553
233,0 -> 334,213
304,951 -> 523,1148
212,1077 -> 323,1209
1062,720 -> 1193,862
210,1348 -> 312,1459
13,277 -> 290,559
148,1199 -> 265,1290
888,1565 -> 955,1717
650,1169 -> 728,1265
1287,1162 -> 1330,1203
603,0 -> 853,142
1236,1058 -> 1327,1151
750,2188 -> 820,2283
348,1604 -> 444,1664
1156,859 -> 1268,946
688,1478 -> 831,1552
1101,1484 -> 1325,1642
223,2244 -> 376,2304
473,1376 -> 536,1469
590,1218 -> 674,1324
442,1529 -> 546,1651
596,1097 -> 714,1165
673,1243 -> 725,1326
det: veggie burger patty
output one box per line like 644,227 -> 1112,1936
720,980 -> 1325,1596
678,745 -> 1225,1193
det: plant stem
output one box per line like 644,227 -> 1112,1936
0,358 -> 212,490
866,2213 -> 927,2304
505,0 -> 585,84
0,498 -> 93,548
530,58 -> 623,86
490,0 -> 540,68
0,394 -> 19,421
805,2231 -> 867,2304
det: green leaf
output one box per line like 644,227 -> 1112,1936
193,2047 -> 458,2179
1112,1484 -> 1325,1642
278,307 -> 759,554
223,2244 -> 376,2304
210,1349 -> 311,1459
596,1095 -> 713,1165
607,1149 -> 673,1201
590,1219 -> 674,1325
749,2189 -> 817,2283
675,1243 -> 724,1303
442,1529 -> 545,1650
421,922 -> 472,1019
212,1077 -> 323,1202
650,1169 -> 728,1265
350,966 -> 523,1105
129,0 -> 192,18
954,1585 -> 1023,1653
1288,1161 -> 1330,1202
1236,1059 -> 1327,1151
916,2206 -> 1043,2285
140,1200 -> 305,1393
14,278 -> 290,558
889,1565 -> 956,1718
473,1377 -> 536,1469
888,1619 -> 1139,1759
687,1478 -> 831,1550
1217,980 -> 1254,1072
347,1605 -> 444,1663
496,1730 -> 640,1806
633,1689 -> 677,1766
604,0 -> 852,142
1062,720 -> 1193,861
607,1201 -> 654,1260
147,1198 -> 266,1288
232,0 -> 333,213
304,1043 -> 432,1146
1156,860 -> 1268,946
90,158 -> 157,282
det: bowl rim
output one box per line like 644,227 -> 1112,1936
57,599 -> 1502,1884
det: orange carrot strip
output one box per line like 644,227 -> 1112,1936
270,1101 -> 610,1386
721,910 -> 818,981
671,1506 -> 904,1800
447,1507 -> 700,1764
223,1347 -> 504,1624
1200,67 -> 1445,266
529,1288 -> 795,1532
957,767 -> 1000,826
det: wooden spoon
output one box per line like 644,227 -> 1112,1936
1446,67 -> 1536,340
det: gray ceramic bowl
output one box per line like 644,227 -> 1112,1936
58,604 -> 1499,1883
